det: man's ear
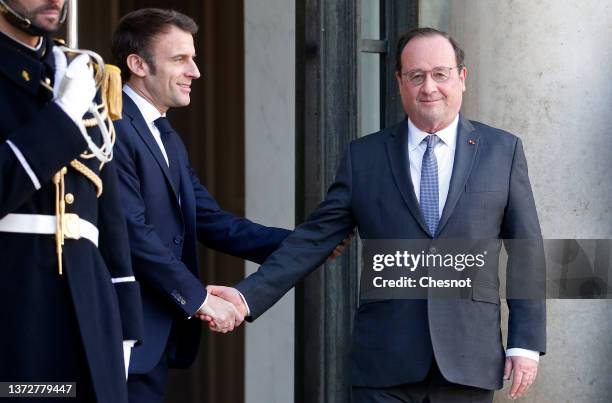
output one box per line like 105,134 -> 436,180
395,71 -> 403,88
126,54 -> 148,78
460,66 -> 468,92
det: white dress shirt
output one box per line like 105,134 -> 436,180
407,115 -> 539,362
408,115 -> 458,215
123,84 -> 169,166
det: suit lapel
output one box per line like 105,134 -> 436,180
385,121 -> 431,236
437,115 -> 479,235
122,94 -> 181,200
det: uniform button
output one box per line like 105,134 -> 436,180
65,193 -> 74,204
429,247 -> 437,254
173,235 -> 183,245
44,77 -> 51,85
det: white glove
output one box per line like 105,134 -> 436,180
52,46 -> 67,98
52,47 -> 97,124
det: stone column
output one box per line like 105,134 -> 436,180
244,1 -> 295,402
422,1 -> 612,401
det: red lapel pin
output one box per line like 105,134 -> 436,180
468,138 -> 476,145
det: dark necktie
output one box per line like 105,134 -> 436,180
420,134 -> 439,236
153,117 -> 181,193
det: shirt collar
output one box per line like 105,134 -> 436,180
407,114 -> 459,151
123,84 -> 166,125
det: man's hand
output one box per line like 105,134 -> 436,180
52,47 -> 96,123
504,356 -> 538,399
196,294 -> 243,333
204,285 -> 248,319
327,231 -> 354,261
53,46 -> 67,97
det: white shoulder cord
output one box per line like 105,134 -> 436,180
43,46 -> 115,166
74,102 -> 114,164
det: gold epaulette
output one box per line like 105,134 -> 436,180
101,64 -> 123,121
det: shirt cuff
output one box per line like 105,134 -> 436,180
506,348 -> 540,362
236,290 -> 251,316
198,293 -> 208,313
188,295 -> 208,319
122,340 -> 136,379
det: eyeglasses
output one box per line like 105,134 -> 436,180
401,65 -> 464,86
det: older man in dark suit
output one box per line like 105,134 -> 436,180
210,27 -> 546,403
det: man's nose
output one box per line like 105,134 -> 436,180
186,59 -> 201,79
420,73 -> 438,93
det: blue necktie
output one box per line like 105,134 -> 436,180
420,134 -> 439,236
153,117 -> 181,192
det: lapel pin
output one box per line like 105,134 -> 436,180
468,138 -> 476,145
21,70 -> 30,82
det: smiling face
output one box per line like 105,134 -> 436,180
395,34 -> 467,133
133,25 -> 200,113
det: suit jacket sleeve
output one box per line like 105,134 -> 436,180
114,124 -> 206,318
235,145 -> 356,320
188,163 -> 290,264
501,138 -> 546,354
1,103 -> 86,217
98,159 -> 144,343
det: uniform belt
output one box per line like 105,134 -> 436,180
0,213 -> 99,247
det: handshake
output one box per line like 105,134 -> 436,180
195,286 -> 248,333
195,232 -> 353,333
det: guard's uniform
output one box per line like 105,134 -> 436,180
0,32 -> 143,402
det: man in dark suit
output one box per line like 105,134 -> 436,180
110,8 -> 294,403
0,1 -> 143,402
210,28 -> 546,402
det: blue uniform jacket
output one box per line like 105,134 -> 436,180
0,33 -> 143,403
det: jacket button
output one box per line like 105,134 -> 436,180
173,235 -> 183,245
429,247 -> 437,254
65,193 -> 74,204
